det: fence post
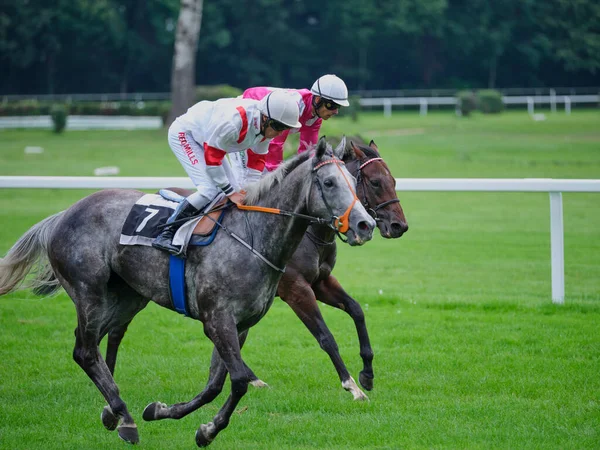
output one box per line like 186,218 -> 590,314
564,96 -> 571,115
419,98 -> 428,116
549,192 -> 565,304
527,96 -> 534,116
383,98 -> 392,118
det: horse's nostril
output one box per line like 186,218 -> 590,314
391,222 -> 409,235
359,221 -> 372,232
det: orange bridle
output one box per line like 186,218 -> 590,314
235,157 -> 359,234
311,158 -> 359,233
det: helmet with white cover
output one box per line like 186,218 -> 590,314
310,74 -> 349,107
258,90 -> 301,129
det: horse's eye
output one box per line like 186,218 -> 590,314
323,179 -> 334,188
369,179 -> 381,188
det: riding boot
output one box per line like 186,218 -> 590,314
152,199 -> 199,256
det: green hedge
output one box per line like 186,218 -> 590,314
0,100 -> 172,117
0,85 -> 243,118
477,89 -> 504,114
336,95 -> 361,122
195,84 -> 242,102
456,90 -> 477,116
50,104 -> 68,133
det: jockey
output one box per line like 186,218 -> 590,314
229,74 -> 349,183
152,90 -> 301,255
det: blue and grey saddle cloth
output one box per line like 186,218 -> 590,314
119,190 -> 226,250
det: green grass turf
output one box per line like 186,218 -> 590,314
0,110 -> 599,449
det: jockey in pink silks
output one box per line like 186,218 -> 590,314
229,74 -> 350,186
152,90 -> 301,256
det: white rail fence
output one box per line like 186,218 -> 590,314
1,176 -> 599,304
360,94 -> 599,117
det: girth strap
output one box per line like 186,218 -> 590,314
169,255 -> 190,316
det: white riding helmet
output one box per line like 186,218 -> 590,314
258,90 -> 302,128
310,74 -> 350,107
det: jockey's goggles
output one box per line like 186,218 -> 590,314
268,119 -> 293,132
323,100 -> 341,111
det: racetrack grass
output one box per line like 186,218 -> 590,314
0,110 -> 599,449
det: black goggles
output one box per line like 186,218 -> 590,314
323,100 -> 341,111
268,119 -> 292,132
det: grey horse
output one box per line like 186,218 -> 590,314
0,137 -> 375,446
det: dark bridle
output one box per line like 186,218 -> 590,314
354,157 -> 400,222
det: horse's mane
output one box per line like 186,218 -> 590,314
244,151 -> 312,206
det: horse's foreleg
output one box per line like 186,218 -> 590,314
313,275 -> 374,392
195,315 -> 254,447
143,329 -> 259,423
281,278 -> 368,401
143,345 -> 228,421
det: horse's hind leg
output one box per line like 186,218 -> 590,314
280,275 -> 368,401
313,274 -> 374,391
100,320 -> 133,432
60,277 -> 141,444
105,322 -> 131,375
143,330 -> 257,421
73,320 -> 139,444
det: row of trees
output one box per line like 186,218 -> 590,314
1,0 -> 598,96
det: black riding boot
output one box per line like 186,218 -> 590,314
152,200 -> 199,256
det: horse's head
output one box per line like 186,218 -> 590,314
310,137 -> 376,246
344,140 -> 408,238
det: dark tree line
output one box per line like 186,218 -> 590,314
1,0 -> 598,95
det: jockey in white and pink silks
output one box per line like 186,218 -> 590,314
229,74 -> 350,186
152,90 -> 301,256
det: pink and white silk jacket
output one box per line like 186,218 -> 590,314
242,87 -> 322,171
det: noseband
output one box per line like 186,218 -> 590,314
355,157 -> 400,221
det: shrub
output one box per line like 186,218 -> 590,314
337,95 -> 361,122
456,90 -> 477,116
50,104 -> 68,133
195,84 -> 242,102
478,89 -> 504,114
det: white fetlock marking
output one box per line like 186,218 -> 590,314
250,379 -> 269,388
201,422 -> 216,441
342,377 -> 369,401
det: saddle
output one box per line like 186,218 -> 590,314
119,191 -> 228,249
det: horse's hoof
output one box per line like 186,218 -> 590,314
117,424 -> 139,444
195,423 -> 215,447
250,379 -> 269,388
359,371 -> 374,391
101,405 -> 119,431
142,402 -> 166,421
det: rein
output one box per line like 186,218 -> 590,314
237,157 -> 358,235
236,204 -> 331,227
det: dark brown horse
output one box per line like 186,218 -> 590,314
171,139 -> 408,400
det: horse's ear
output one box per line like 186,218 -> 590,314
351,141 -> 365,159
333,136 -> 346,159
343,139 -> 357,162
369,140 -> 380,155
315,136 -> 328,159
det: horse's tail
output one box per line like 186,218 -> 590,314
0,211 -> 64,296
